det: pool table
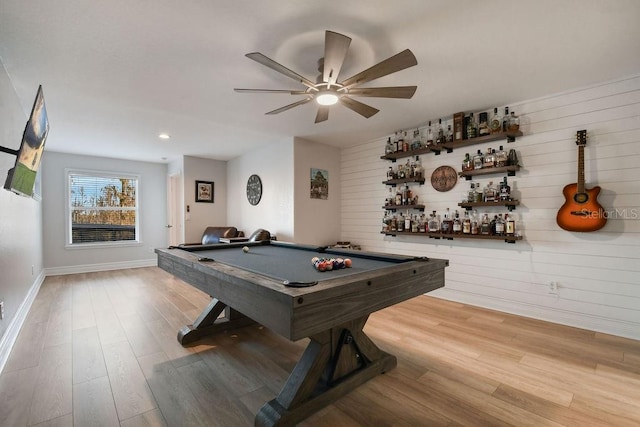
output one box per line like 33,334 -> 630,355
156,240 -> 448,426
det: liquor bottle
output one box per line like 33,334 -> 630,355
382,212 -> 390,233
426,121 -> 434,146
393,131 -> 400,152
505,212 -> 516,236
386,187 -> 394,206
508,148 -> 519,166
502,107 -> 510,132
414,156 -> 423,179
441,208 -> 453,233
507,111 -> 520,132
467,182 -> 477,202
395,188 -> 402,206
397,213 -> 405,232
387,166 -> 394,181
428,211 -> 440,232
483,181 -> 497,202
480,213 -> 491,235
405,211 -> 411,231
462,153 -> 473,172
412,129 -> 421,150
471,210 -> 479,235
489,107 -> 502,134
490,215 -> 498,235
385,137 -> 394,155
499,177 -> 511,201
446,124 -> 453,143
473,149 -> 484,169
435,119 -> 444,145
462,211 -> 471,234
483,147 -> 495,168
401,184 -> 409,205
390,215 -> 397,232
495,145 -> 508,167
466,113 -> 478,139
418,214 -> 426,233
478,112 -> 490,136
453,210 -> 462,234
495,213 -> 505,236
405,159 -> 412,178
397,131 -> 404,152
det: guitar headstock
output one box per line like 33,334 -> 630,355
576,129 -> 587,146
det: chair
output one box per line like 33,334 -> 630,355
247,228 -> 271,242
180,226 -> 239,246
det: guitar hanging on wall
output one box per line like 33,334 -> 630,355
556,130 -> 607,232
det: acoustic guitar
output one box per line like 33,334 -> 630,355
556,130 -> 607,232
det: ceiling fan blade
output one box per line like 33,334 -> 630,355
323,31 -> 351,86
346,86 -> 417,99
265,98 -> 312,115
340,96 -> 379,118
340,49 -> 418,89
246,52 -> 316,89
234,88 -> 308,95
315,106 -> 330,123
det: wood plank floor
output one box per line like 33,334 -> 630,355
1,267 -> 639,426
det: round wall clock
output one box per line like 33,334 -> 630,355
246,174 -> 262,205
430,165 -> 458,192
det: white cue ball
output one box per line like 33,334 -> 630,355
242,246 -> 249,253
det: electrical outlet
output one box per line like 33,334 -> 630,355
0,301 -> 4,320
548,281 -> 558,295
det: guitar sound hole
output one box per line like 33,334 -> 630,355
573,193 -> 589,203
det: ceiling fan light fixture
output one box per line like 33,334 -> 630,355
316,92 -> 339,106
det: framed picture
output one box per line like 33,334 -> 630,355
195,180 -> 214,203
310,168 -> 328,200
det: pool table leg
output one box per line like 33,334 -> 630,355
255,315 -> 397,426
177,297 -> 255,345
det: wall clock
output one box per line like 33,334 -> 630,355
431,165 -> 458,192
246,174 -> 262,205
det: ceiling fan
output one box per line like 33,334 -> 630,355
234,30 -> 418,123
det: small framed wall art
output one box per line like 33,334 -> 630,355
195,180 -> 214,203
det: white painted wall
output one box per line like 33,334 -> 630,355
0,61 -> 44,350
293,137 -> 341,246
341,74 -> 640,340
41,152 -> 168,273
227,139 -> 294,241
182,155 -> 228,243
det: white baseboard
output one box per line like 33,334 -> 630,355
44,258 -> 157,276
0,271 -> 46,374
431,288 -> 640,341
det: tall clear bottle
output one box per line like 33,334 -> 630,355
426,121 -> 434,146
428,210 -> 440,233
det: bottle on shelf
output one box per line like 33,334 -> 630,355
428,210 -> 440,232
502,107 -> 510,132
441,208 -> 453,233
473,149 -> 484,169
467,113 -> 478,139
397,212 -> 405,232
505,212 -> 517,236
462,211 -> 471,234
405,211 -> 411,231
508,148 -> 519,166
435,119 -> 445,145
507,111 -> 520,132
385,137 -> 394,155
490,215 -> 497,235
446,124 -> 454,143
495,213 -> 505,236
478,112 -> 490,136
411,129 -> 422,150
418,214 -> 426,233
462,153 -> 473,172
495,145 -> 508,167
395,187 -> 402,206
387,166 -> 394,181
483,181 -> 498,202
467,182 -> 477,202
471,210 -> 479,235
499,177 -> 512,201
453,210 -> 462,234
489,107 -> 502,134
386,187 -> 394,206
401,184 -> 409,205
393,131 -> 400,152
414,156 -> 424,179
483,147 -> 495,168
480,213 -> 491,235
426,121 -> 434,146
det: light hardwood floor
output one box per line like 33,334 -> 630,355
1,267 -> 639,426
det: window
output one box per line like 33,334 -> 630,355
66,170 -> 140,246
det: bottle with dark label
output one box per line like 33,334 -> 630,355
462,153 -> 473,172
495,214 -> 505,236
385,137 -> 394,155
502,107 -> 510,132
435,119 -> 445,145
441,208 -> 453,233
499,177 -> 511,201
508,148 -> 519,166
478,112 -> 490,136
467,113 -> 478,139
506,212 -> 516,236
453,210 -> 462,234
480,213 -> 491,235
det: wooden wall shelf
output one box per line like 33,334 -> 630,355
458,200 -> 520,211
380,230 -> 522,243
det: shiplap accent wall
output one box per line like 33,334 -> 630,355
340,75 -> 640,340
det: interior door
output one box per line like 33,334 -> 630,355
167,173 -> 181,246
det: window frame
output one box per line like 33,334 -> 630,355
65,168 -> 142,249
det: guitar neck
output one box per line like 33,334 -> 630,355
577,136 -> 585,194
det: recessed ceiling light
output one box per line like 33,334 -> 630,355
158,133 -> 171,140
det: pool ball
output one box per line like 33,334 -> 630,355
242,246 -> 249,253
312,256 -> 320,264
344,258 -> 352,268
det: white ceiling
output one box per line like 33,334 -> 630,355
2,0 -> 640,163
